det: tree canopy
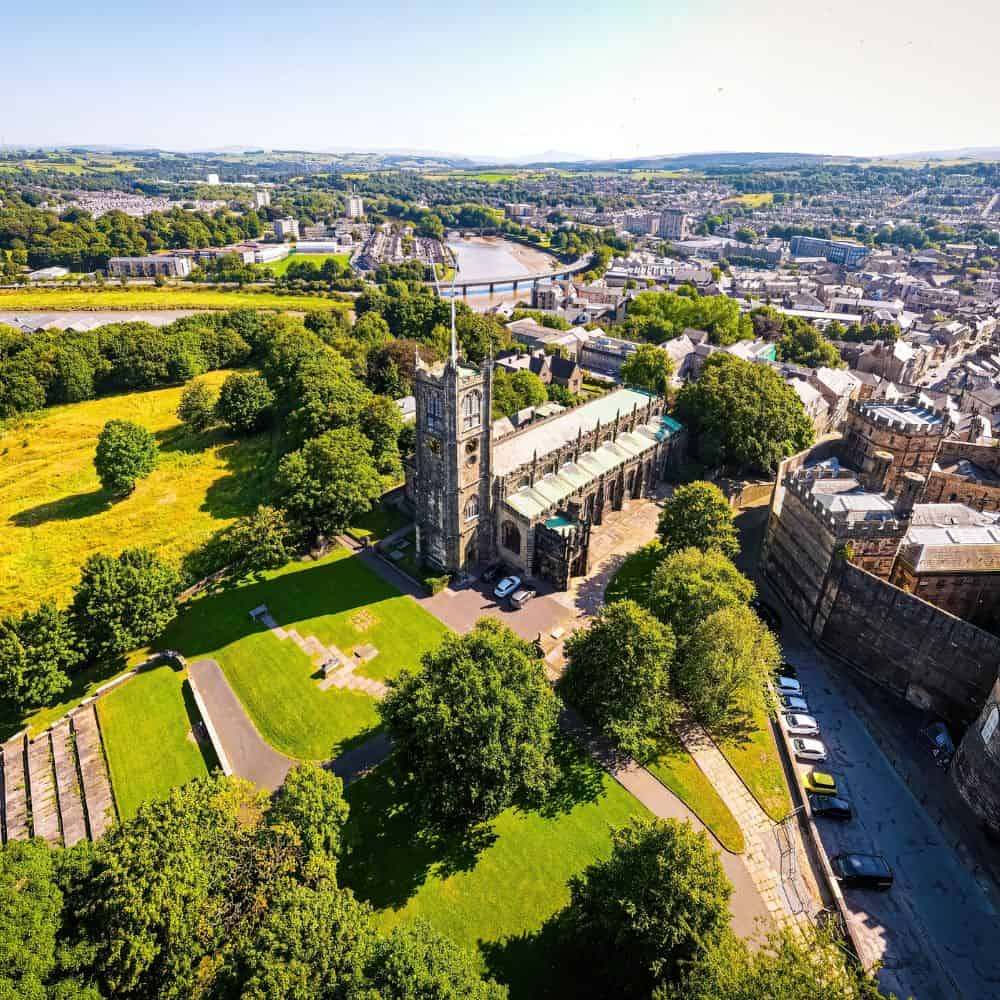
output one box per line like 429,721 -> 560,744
621,343 -> 675,396
379,619 -> 559,831
93,419 -> 158,496
656,481 -> 739,558
622,290 -> 753,346
0,602 -> 79,712
215,370 -> 275,434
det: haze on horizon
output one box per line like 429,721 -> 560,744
4,0 -> 998,161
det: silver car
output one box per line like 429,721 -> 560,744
783,713 -> 820,737
792,737 -> 828,762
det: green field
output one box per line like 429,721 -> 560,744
262,251 -> 350,276
0,372 -> 274,618
724,192 -> 774,208
346,503 -> 411,543
98,663 -> 216,820
0,287 -> 350,312
156,549 -> 450,759
341,741 -> 651,997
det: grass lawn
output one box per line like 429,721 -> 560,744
724,192 -> 774,208
718,700 -> 792,822
0,372 -> 275,617
0,287 -> 350,312
155,549 -> 449,759
98,663 -> 216,820
647,746 -> 745,853
262,252 -> 350,277
341,739 -> 651,998
346,503 -> 411,543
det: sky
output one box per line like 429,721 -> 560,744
3,0 -> 999,161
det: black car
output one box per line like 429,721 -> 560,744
809,794 -> 852,821
831,853 -> 893,890
751,599 -> 782,634
775,660 -> 798,679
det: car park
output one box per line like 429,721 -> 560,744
509,587 -> 537,609
792,737 -> 828,762
783,713 -> 820,737
804,770 -> 838,795
780,694 -> 810,713
831,853 -> 894,890
809,794 -> 853,820
493,575 -> 521,599
776,675 -> 803,696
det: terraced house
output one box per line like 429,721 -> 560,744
407,337 -> 685,587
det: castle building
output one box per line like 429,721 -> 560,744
408,324 -> 684,587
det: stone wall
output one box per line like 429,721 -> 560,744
815,560 -> 1000,727
924,439 -> 1000,512
953,678 -> 1000,837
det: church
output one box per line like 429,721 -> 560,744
405,321 -> 685,588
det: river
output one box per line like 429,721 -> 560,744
445,235 -> 555,283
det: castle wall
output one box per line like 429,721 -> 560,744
923,440 -> 1000,511
953,678 -> 1000,837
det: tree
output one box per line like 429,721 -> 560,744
674,605 -> 780,733
621,342 -> 674,396
647,547 -> 754,640
359,394 -> 404,480
776,319 -> 843,369
276,427 -> 383,541
562,601 -> 678,761
667,924 -> 890,1000
71,548 -> 179,661
352,310 -> 392,346
379,619 -> 559,831
0,603 -> 79,712
175,378 -> 217,433
268,763 -> 349,866
215,371 -> 274,434
224,505 -> 291,574
675,354 -> 814,473
656,481 -> 739,558
370,921 -> 508,1000
562,818 -> 732,996
93,419 -> 158,496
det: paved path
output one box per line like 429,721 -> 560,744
188,659 -> 296,792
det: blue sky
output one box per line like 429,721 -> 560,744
3,0 -> 998,159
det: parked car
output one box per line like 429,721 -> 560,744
776,661 -> 798,679
831,853 -> 893,890
780,694 -> 810,713
809,794 -> 853,820
783,713 -> 820,737
920,721 -> 955,768
792,737 -> 828,762
751,598 -> 782,634
510,587 -> 537,609
776,675 -> 803,696
493,575 -> 521,599
804,771 -> 838,796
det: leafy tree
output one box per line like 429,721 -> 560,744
224,505 -> 291,574
622,289 -> 752,346
71,548 -> 179,661
656,481 -> 739,558
776,319 -> 843,368
359,394 -> 404,480
621,343 -> 674,396
492,368 -> 548,418
562,601 -> 678,761
93,419 -> 158,496
0,603 -> 79,711
379,619 -> 559,831
675,354 -> 814,473
352,310 -> 393,346
267,763 -> 350,867
562,818 -> 732,996
276,427 -> 383,541
647,547 -> 754,640
175,378 -> 217,433
455,311 -> 511,363
666,924 -> 890,1000
673,605 -> 780,732
215,371 -> 274,434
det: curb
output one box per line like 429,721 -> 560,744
186,672 -> 234,777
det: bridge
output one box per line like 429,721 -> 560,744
431,253 -> 593,296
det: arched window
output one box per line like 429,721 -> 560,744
462,390 -> 482,431
426,392 -> 443,429
464,496 -> 479,520
502,521 -> 521,553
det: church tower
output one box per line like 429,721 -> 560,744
412,300 -> 492,575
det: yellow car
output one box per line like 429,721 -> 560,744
804,771 -> 838,796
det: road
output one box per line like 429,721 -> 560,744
779,622 -> 1000,999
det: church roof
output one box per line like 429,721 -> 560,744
492,387 -> 665,476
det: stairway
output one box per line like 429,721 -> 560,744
71,705 -> 115,839
51,722 -> 88,847
1,737 -> 29,842
26,736 -> 60,844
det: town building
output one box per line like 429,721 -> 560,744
206,173 -> 220,186
659,208 -> 688,240
107,255 -> 192,278
346,195 -> 365,219
579,334 -> 639,378
505,203 -> 533,220
789,235 -> 870,268
274,218 -> 300,241
253,189 -> 271,209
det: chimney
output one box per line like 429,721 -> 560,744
895,471 -> 925,514
861,449 -> 894,493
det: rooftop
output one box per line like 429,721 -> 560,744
857,402 -> 944,428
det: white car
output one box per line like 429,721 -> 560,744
780,694 -> 810,713
493,575 -> 522,599
776,675 -> 803,696
783,713 -> 820,737
792,737 -> 828,762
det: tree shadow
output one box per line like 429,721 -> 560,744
534,732 -> 606,819
339,757 -> 497,911
181,677 -> 220,773
702,707 -> 756,747
10,487 -> 111,526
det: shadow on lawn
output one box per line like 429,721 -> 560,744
10,487 -> 110,526
181,678 -> 220,773
479,912 -> 579,1000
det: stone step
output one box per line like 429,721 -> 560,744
51,723 -> 88,848
72,706 -> 116,839
26,736 -> 61,844
1,737 -> 29,843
